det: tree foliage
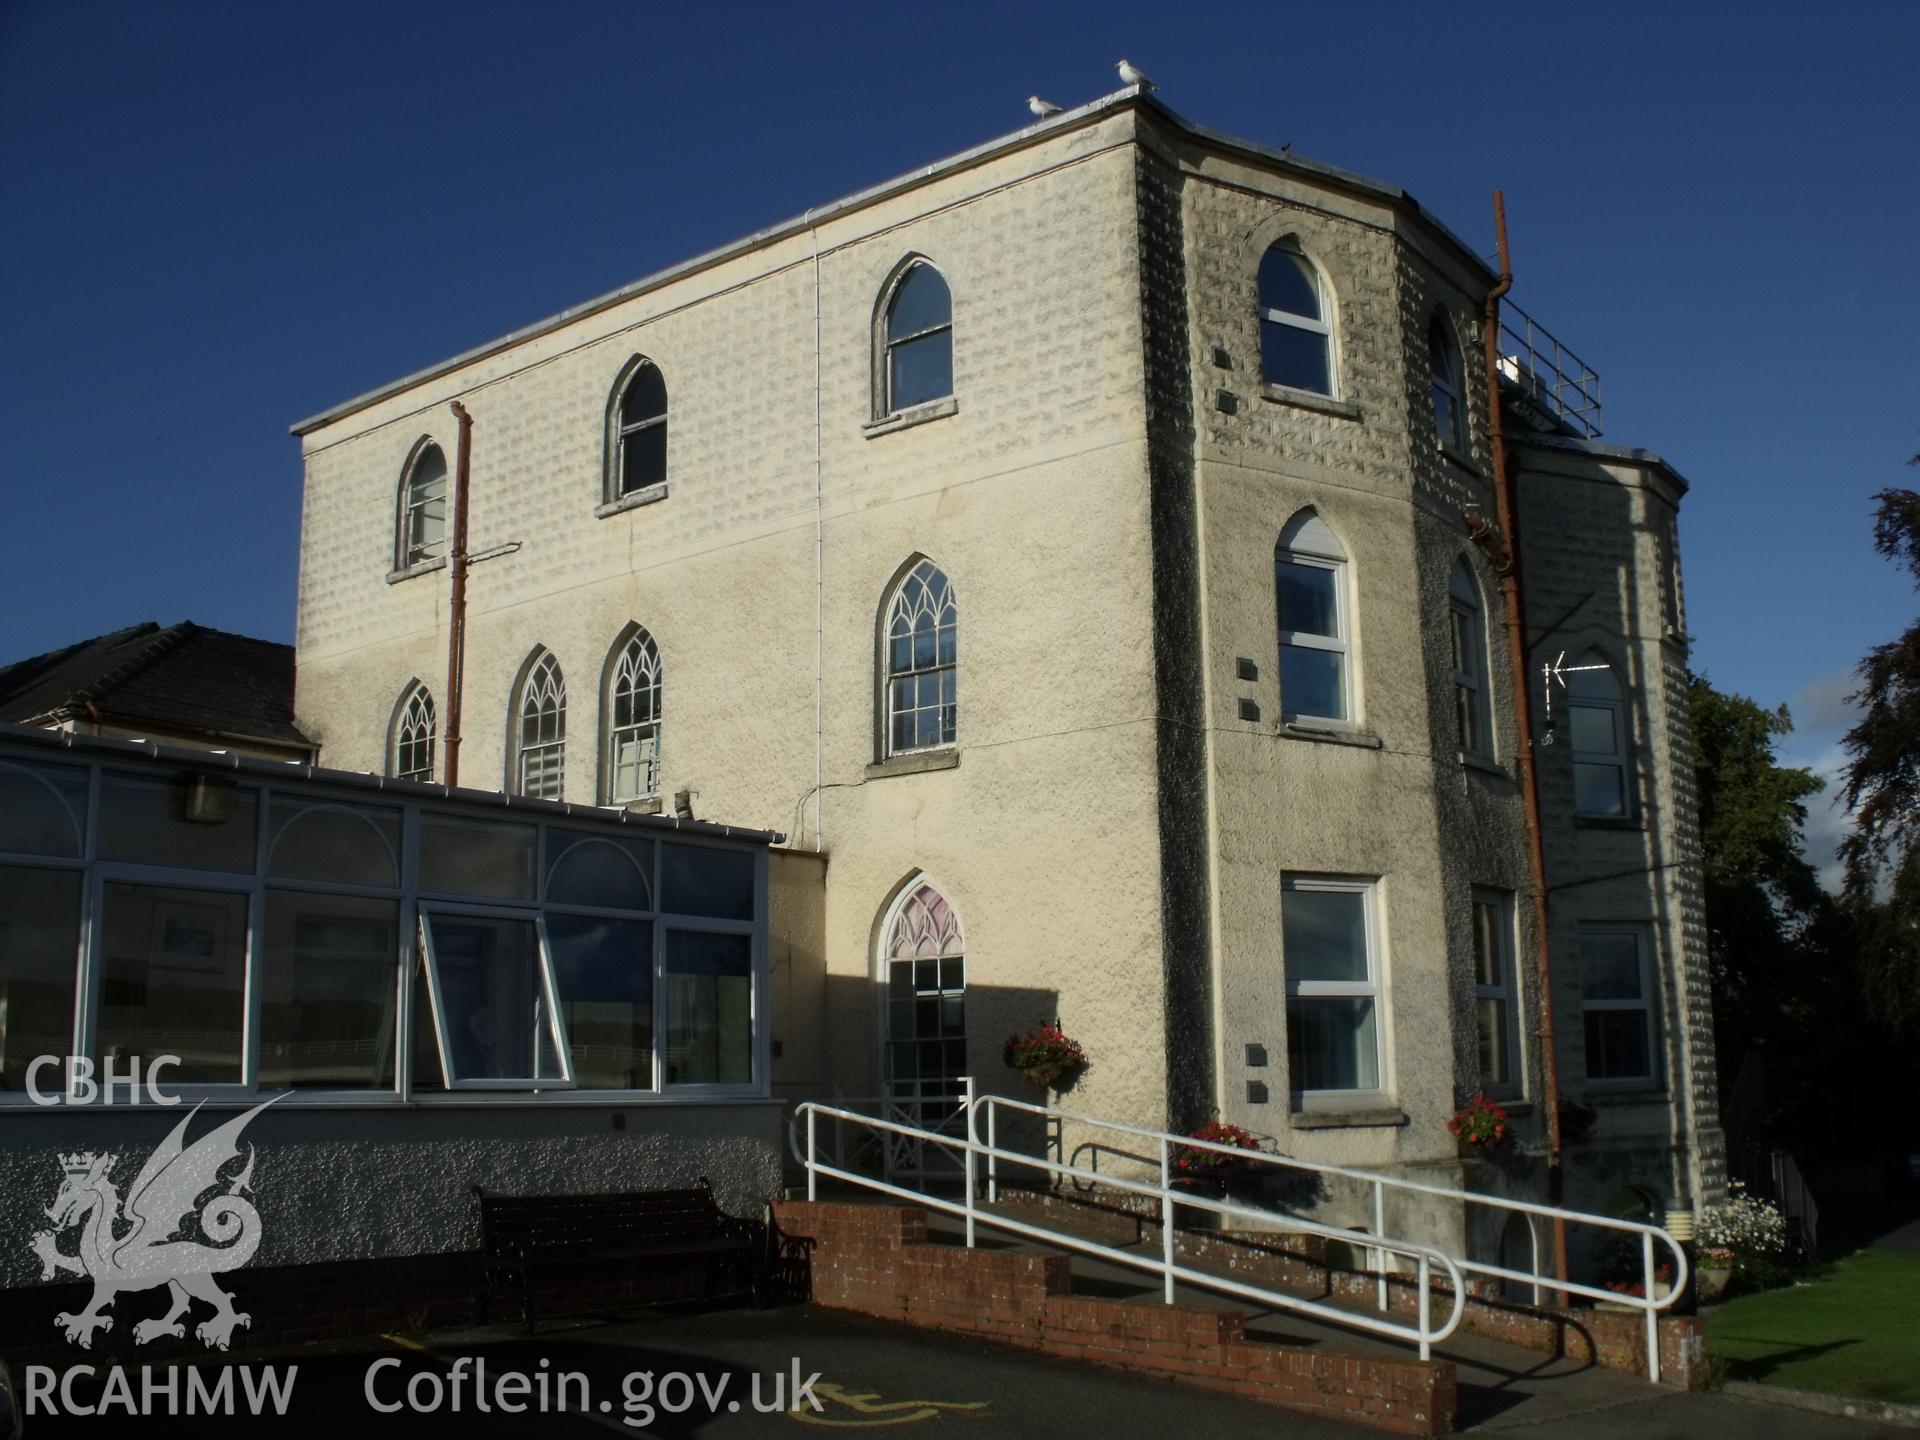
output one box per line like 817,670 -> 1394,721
1838,486 -> 1920,1031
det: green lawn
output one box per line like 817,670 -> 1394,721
1707,1250 -> 1920,1404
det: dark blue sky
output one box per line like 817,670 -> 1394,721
3,0 -> 1915,795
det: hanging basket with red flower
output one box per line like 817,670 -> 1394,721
1447,1092 -> 1514,1156
1002,1022 -> 1088,1089
1171,1120 -> 1268,1187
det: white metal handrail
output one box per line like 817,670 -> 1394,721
976,1093 -> 1689,1383
789,1080 -> 1468,1360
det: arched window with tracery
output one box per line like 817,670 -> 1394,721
882,880 -> 967,1107
390,682 -> 437,783
514,650 -> 566,800
605,627 -> 662,803
882,559 -> 957,756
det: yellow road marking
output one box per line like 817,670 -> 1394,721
789,1381 -> 990,1427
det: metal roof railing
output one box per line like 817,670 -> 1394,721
1499,300 -> 1603,438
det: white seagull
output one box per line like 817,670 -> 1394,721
1028,95 -> 1063,118
1117,59 -> 1155,90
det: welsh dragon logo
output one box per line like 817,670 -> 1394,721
29,1096 -> 279,1351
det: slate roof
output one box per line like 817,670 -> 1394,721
0,621 -> 311,750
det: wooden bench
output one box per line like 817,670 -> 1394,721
473,1178 -> 769,1332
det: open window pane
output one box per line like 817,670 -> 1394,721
258,891 -> 399,1089
95,883 -> 248,1084
418,913 -> 560,1083
548,914 -> 653,1089
0,866 -> 81,1089
663,930 -> 752,1085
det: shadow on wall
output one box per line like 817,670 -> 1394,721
775,972 -> 1063,1190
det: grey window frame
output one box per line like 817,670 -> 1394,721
391,682 -> 437,783
396,439 -> 449,571
874,259 -> 954,419
1450,561 -> 1490,758
604,627 -> 663,804
1578,923 -> 1659,1088
1568,652 -> 1629,818
514,651 -> 567,801
604,355 -> 668,505
1471,888 -> 1521,1096
1430,312 -> 1467,454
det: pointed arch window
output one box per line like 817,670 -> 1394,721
883,560 -> 957,756
391,683 -> 437,783
606,628 -> 662,804
878,261 -> 953,416
883,880 -> 967,1106
397,441 -> 448,570
605,356 -> 668,503
515,651 -> 567,800
1568,651 -> 1627,817
1276,511 -> 1351,725
1449,559 -> 1490,757
1259,241 -> 1334,396
1430,313 -> 1467,453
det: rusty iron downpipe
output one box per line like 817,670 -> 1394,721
1482,192 -> 1570,1299
443,400 -> 473,788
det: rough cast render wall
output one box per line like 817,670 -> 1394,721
290,96 -> 1717,1224
0,1101 -> 783,1288
1167,130 -> 1532,1220
294,113 -> 1176,1138
1517,440 -> 1725,1208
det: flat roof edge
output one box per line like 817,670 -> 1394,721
1513,431 -> 1692,493
0,721 -> 783,843
290,89 -> 1500,439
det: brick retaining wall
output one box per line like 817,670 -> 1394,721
776,1199 -> 1458,1436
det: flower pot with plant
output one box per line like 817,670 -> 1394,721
1447,1092 -> 1514,1158
1002,1022 -> 1088,1091
1170,1121 -> 1267,1228
1697,1246 -> 1735,1301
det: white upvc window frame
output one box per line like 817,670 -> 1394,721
1578,923 -> 1658,1089
1282,873 -> 1386,1106
1276,532 -> 1353,728
0,746 -> 771,1111
1471,888 -> 1521,1097
414,903 -> 574,1092
1258,240 -> 1337,399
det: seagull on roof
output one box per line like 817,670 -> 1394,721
1117,59 -> 1154,90
1028,95 -> 1062,118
